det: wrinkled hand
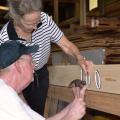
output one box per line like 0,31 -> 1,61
78,59 -> 93,75
69,79 -> 86,99
72,84 -> 87,99
66,85 -> 87,120
67,97 -> 86,120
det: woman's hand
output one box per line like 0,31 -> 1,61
77,56 -> 94,75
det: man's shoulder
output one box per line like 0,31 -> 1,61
0,79 -> 7,90
0,79 -> 17,100
0,80 -> 13,104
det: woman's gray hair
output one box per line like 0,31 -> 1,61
7,0 -> 42,20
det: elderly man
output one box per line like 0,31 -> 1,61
0,41 -> 86,120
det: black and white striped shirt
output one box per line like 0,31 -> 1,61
0,12 -> 63,70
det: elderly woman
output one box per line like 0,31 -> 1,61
0,0 -> 93,115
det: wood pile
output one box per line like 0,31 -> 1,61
88,0 -> 120,18
52,26 -> 120,64
59,17 -> 120,34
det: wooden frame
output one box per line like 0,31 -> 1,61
48,65 -> 120,94
44,85 -> 120,117
45,65 -> 120,117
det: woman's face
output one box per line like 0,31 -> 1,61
19,11 -> 41,33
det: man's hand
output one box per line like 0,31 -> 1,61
47,81 -> 87,120
66,97 -> 86,120
65,85 -> 87,120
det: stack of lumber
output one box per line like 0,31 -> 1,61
52,27 -> 120,64
88,0 -> 120,18
59,17 -> 120,35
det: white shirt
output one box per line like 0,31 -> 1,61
0,79 -> 45,120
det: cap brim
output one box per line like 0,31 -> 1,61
25,45 -> 39,54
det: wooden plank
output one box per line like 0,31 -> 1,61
54,0 -> 59,25
98,0 -> 105,16
43,0 -> 79,4
48,65 -> 120,94
80,0 -> 86,25
47,85 -> 120,116
44,97 -> 50,118
75,2 -> 80,18
59,17 -> 79,26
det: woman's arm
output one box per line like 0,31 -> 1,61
57,35 -> 93,74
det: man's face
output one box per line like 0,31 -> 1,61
17,55 -> 35,92
19,11 -> 41,33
